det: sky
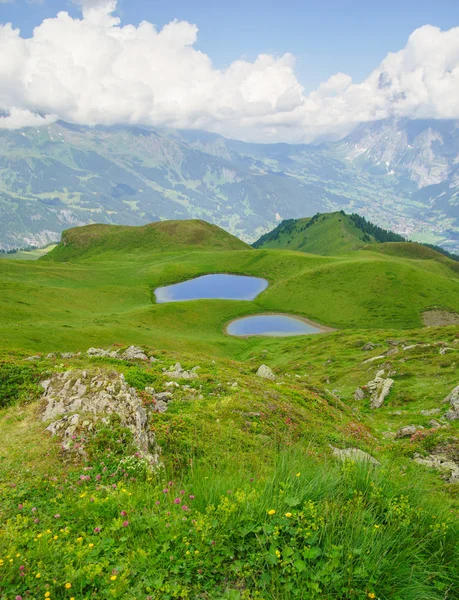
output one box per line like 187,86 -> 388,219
0,0 -> 459,142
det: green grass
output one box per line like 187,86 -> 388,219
0,239 -> 458,356
1,219 -> 459,599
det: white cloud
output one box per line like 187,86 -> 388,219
0,1 -> 458,142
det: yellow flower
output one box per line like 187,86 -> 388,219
275,550 -> 281,558
53,535 -> 58,540
88,543 -> 94,548
36,573 -> 41,578
268,509 -> 276,515
374,524 -> 380,529
368,594 -> 376,599
110,575 -> 117,581
194,550 -> 199,555
65,583 -> 72,589
76,537 -> 83,543
285,512 -> 292,518
45,593 -> 51,598
70,598 -> 75,600
296,473 -> 301,477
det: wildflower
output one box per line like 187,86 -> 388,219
296,473 -> 301,477
374,524 -> 380,529
122,521 -> 129,527
54,514 -> 61,519
76,537 -> 83,543
275,550 -> 281,558
110,575 -> 117,581
368,594 -> 376,599
120,510 -> 127,516
94,527 -> 101,533
174,498 -> 181,504
45,593 -> 51,598
65,583 -> 72,589
189,495 -> 195,500
194,550 -> 199,555
180,490 -> 185,495
15,596 -> 23,600
163,488 -> 169,494
18,504 -> 23,510
88,543 -> 94,548
155,501 -> 160,506
53,535 -> 58,540
36,573 -> 41,578
181,505 -> 189,511
285,512 -> 292,518
268,509 -> 276,515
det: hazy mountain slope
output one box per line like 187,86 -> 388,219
0,119 -> 458,252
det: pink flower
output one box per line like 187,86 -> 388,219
54,514 -> 61,519
94,527 -> 101,533
16,596 -> 23,600
162,488 -> 169,494
179,490 -> 185,495
90,497 -> 94,503
174,498 -> 181,504
34,518 -> 40,524
121,510 -> 127,516
18,504 -> 23,510
181,505 -> 189,511
31,507 -> 37,512
122,520 -> 129,527
189,495 -> 195,500
155,501 -> 160,506
96,474 -> 101,481
19,565 -> 25,571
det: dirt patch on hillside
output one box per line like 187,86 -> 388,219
422,309 -> 459,327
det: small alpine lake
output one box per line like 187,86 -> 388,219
227,314 -> 328,337
155,273 -> 268,303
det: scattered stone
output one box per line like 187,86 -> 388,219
420,408 -> 441,416
330,446 -> 380,466
362,343 -> 376,351
367,370 -> 394,409
413,453 -> 459,483
149,356 -> 159,363
87,348 -> 119,358
256,365 -> 276,381
443,385 -> 459,421
428,419 -> 442,429
121,346 -> 148,361
165,381 -> 180,388
46,353 -> 56,359
354,387 -> 366,401
439,347 -> 454,355
25,356 -> 41,361
163,363 -> 198,380
144,387 -> 156,395
60,352 -> 75,359
395,425 -> 418,439
385,347 -> 399,357
362,355 -> 386,364
41,369 -> 158,463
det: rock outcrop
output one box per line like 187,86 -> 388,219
367,370 -> 394,409
41,369 -> 158,463
163,363 -> 199,380
256,365 -> 276,381
331,446 -> 380,466
395,425 -> 418,439
413,453 -> 459,484
443,385 -> 459,421
87,346 -> 153,362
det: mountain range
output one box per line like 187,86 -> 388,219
0,118 -> 458,252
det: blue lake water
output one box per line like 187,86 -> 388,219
155,274 -> 268,303
227,314 -> 323,337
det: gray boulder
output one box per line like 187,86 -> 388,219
41,369 -> 158,464
367,370 -> 394,409
395,425 -> 418,439
443,385 -> 459,421
331,446 -> 380,466
354,387 -> 366,401
121,346 -> 148,361
256,365 -> 276,381
163,363 -> 198,380
413,453 -> 459,484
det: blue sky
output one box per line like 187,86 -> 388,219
2,0 -> 459,91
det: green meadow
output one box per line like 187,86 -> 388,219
1,218 -> 459,599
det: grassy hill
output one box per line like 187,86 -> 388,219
254,211 -> 459,269
253,212 -> 385,255
1,217 -> 459,599
43,220 -> 250,262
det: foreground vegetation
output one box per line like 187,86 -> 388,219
1,342 -> 458,600
1,219 -> 458,599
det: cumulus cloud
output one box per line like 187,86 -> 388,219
0,0 -> 458,142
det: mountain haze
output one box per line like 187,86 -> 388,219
0,119 -> 458,253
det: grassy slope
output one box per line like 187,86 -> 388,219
1,220 -> 459,598
253,212 -> 375,255
44,220 -> 250,262
0,245 -> 458,355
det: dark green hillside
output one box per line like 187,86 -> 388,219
253,212 -> 385,255
44,219 -> 250,262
